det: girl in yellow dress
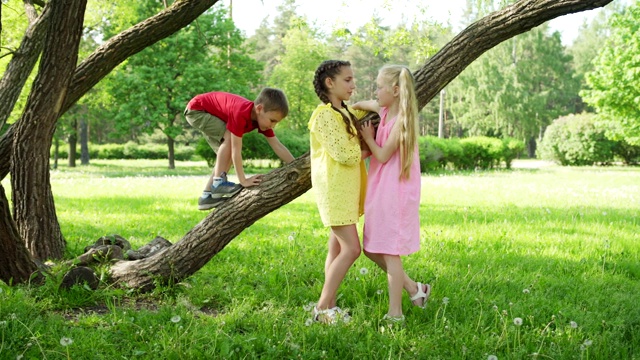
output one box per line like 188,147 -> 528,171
308,60 -> 369,324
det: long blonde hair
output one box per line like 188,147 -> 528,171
378,65 -> 419,179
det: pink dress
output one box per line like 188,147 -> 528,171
363,107 -> 421,255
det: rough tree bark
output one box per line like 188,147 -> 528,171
110,0 -> 615,291
11,0 -> 88,260
0,184 -> 37,282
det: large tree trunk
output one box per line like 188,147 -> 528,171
0,184 -> 38,283
109,0 -> 615,291
11,0 -> 88,261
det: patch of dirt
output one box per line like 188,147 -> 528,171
58,298 -> 218,322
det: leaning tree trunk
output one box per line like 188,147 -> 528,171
109,0 -> 615,291
110,154 -> 312,291
11,0 -> 88,261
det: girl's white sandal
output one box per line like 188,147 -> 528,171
410,282 -> 431,309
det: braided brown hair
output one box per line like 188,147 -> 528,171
312,60 -> 358,138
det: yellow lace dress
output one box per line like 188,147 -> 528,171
308,103 -> 368,226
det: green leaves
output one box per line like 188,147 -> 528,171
581,3 -> 640,145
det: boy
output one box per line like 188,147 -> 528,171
184,88 -> 295,210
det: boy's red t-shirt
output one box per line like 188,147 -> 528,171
187,92 -> 275,138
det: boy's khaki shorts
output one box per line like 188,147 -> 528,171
184,108 -> 227,153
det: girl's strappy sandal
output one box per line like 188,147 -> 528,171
410,282 -> 431,309
382,314 -> 406,323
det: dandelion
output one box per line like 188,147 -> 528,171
60,337 -> 73,346
546,208 -> 551,214
359,267 -> 368,275
305,319 -> 313,326
17,355 -> 23,360
171,315 -> 181,323
522,288 -> 530,294
570,321 -> 578,328
376,289 -> 384,295
442,297 -> 450,305
584,339 -> 593,346
492,305 -> 498,311
468,236 -> 473,241
0,321 -> 6,327
602,211 -> 607,216
303,302 -> 316,312
513,317 -> 523,326
287,235 -> 294,241
488,355 -> 498,360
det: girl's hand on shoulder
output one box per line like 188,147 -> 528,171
360,121 -> 375,141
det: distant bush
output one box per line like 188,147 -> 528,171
459,136 -> 504,170
195,138 -> 216,167
419,136 -> 463,172
502,137 -> 526,169
418,136 -> 524,172
612,141 -> 640,165
52,142 -> 194,161
539,114 -> 616,165
194,128 -> 310,168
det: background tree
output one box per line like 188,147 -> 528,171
268,22 -> 327,130
445,23 -> 579,156
245,0 -> 299,82
581,2 -> 639,145
106,3 -> 261,168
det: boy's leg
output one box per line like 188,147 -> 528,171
184,109 -> 232,210
209,130 -> 242,199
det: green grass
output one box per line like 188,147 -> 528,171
1,159 -> 639,359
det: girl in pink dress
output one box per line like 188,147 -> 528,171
353,65 -> 431,323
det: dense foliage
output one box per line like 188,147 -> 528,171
539,113 -> 640,165
581,2 -> 640,146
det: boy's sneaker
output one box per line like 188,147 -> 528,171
211,181 -> 243,199
198,194 -> 225,211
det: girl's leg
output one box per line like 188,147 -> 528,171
383,254 -> 405,317
316,224 -> 361,310
364,250 -> 423,306
324,231 -> 340,307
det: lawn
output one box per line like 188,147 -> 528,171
1,159 -> 638,359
